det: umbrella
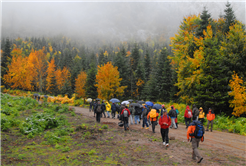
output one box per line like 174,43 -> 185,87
110,98 -> 120,103
130,103 -> 141,108
121,101 -> 130,105
137,101 -> 145,104
86,98 -> 92,102
145,101 -> 153,107
153,104 -> 162,110
127,99 -> 134,102
33,93 -> 39,96
95,98 -> 101,101
44,95 -> 48,98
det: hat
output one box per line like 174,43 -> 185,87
163,109 -> 167,113
162,104 -> 165,107
171,105 -> 174,108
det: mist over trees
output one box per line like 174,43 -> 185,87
1,2 -> 246,116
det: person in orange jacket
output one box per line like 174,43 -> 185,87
187,120 -> 204,163
147,109 -> 159,133
206,108 -> 215,132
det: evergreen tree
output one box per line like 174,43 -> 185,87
1,39 -> 12,82
71,55 -> 82,91
85,62 -> 98,99
223,2 -> 236,33
135,61 -> 146,99
131,43 -> 140,71
144,50 -> 151,81
98,49 -> 104,65
61,79 -> 73,98
157,47 -> 173,102
196,7 -> 212,38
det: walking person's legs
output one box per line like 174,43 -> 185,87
192,138 -> 203,163
171,118 -> 177,129
103,111 -> 106,118
130,115 -> 133,125
151,121 -> 156,133
185,117 -> 188,128
210,120 -> 213,132
207,120 -> 211,131
164,128 -> 169,145
161,128 -> 165,144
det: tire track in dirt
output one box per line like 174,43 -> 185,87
74,106 -> 246,159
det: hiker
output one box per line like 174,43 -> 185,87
168,105 -> 177,129
129,105 -> 134,125
93,101 -> 97,117
141,105 -> 149,129
192,104 -> 199,121
160,105 -> 167,116
111,103 -> 116,119
184,105 -> 193,129
175,107 -> 179,128
198,107 -> 205,125
134,106 -> 141,124
206,108 -> 215,132
89,100 -> 93,112
106,101 -> 111,118
94,101 -> 102,123
120,105 -> 131,131
101,101 -> 106,118
116,103 -> 120,119
187,119 -> 204,163
147,109 -> 159,133
159,109 -> 171,147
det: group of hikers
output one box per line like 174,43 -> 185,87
89,100 -> 216,164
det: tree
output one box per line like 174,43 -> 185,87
95,62 -> 127,100
55,66 -> 71,92
196,7 -> 212,38
85,62 -> 98,99
144,50 -> 151,81
1,38 -> 11,81
223,2 -> 236,34
228,72 -> 246,117
46,58 -> 56,94
75,71 -> 87,98
71,55 -> 82,91
131,44 -> 140,72
135,61 -> 145,99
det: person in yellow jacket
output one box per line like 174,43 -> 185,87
206,108 -> 215,132
106,101 -> 111,118
198,107 -> 205,125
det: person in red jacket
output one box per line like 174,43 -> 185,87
159,109 -> 171,147
121,105 -> 131,131
184,105 -> 193,129
206,108 -> 215,132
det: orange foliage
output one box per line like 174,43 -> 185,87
55,66 -> 71,91
95,62 -> 127,100
228,72 -> 246,117
75,71 -> 87,98
46,58 -> 56,93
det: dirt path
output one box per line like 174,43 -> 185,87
73,106 -> 246,159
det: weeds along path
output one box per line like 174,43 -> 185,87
73,106 -> 246,159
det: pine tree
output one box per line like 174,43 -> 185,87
1,39 -> 12,82
144,50 -> 151,81
196,7 -> 212,38
135,61 -> 146,99
71,55 -> 82,91
131,43 -> 140,72
85,62 -> 98,99
223,2 -> 236,33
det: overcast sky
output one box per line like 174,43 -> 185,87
1,0 -> 245,43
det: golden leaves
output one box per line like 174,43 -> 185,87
75,71 -> 87,98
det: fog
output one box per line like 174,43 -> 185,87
1,0 -> 245,44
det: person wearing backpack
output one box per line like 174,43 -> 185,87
187,119 -> 204,163
89,101 -> 93,112
111,103 -> 116,119
192,104 -> 199,121
116,104 -> 120,119
129,105 -> 134,125
184,105 -> 193,129
198,107 -> 205,125
94,101 -> 102,123
93,101 -> 97,117
168,105 -> 177,129
106,101 -> 111,118
120,105 -> 131,131
147,109 -> 159,133
175,108 -> 179,128
206,108 -> 215,132
159,109 -> 171,147
101,101 -> 106,118
134,106 -> 141,125
141,105 -> 149,129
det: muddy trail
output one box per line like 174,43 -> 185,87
74,106 -> 246,160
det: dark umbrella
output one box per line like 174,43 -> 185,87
137,101 -> 145,104
153,104 -> 162,110
95,98 -> 101,101
130,103 -> 141,108
127,99 -> 134,102
109,98 -> 120,103
145,101 -> 154,107
33,93 -> 39,96
44,95 -> 48,98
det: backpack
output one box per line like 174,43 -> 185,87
150,109 -> 157,119
189,122 -> 205,139
123,109 -> 128,118
96,104 -> 102,113
136,107 -> 142,115
176,109 -> 179,114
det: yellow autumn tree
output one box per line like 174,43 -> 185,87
228,72 -> 246,117
55,66 -> 71,91
95,62 -> 127,100
75,71 -> 87,98
46,58 -> 56,94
